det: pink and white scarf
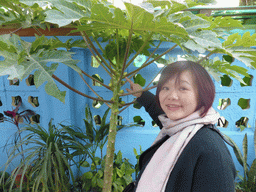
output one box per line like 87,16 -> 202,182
136,107 -> 220,192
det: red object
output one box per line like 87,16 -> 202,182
4,111 -> 16,118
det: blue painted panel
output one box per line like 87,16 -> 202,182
0,77 -> 5,91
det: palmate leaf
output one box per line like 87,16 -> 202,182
0,51 -> 24,79
223,32 -> 256,48
77,2 -> 189,45
20,50 -> 80,103
21,0 -> 92,27
208,32 -> 256,69
77,3 -> 129,35
0,34 -> 81,103
125,2 -> 189,41
148,0 -> 200,15
0,8 -> 18,26
0,34 -> 25,79
207,16 -> 243,30
222,47 -> 256,69
184,30 -> 222,53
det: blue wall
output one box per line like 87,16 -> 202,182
0,35 -> 255,179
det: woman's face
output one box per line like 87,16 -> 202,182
159,71 -> 198,121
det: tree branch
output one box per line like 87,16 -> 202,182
125,33 -> 153,70
80,31 -> 115,75
81,70 -> 111,90
92,33 -> 115,67
52,74 -> 113,103
79,74 -> 111,108
198,52 -> 214,64
145,67 -> 164,89
118,28 -> 133,84
120,85 -> 157,97
126,44 -> 178,78
119,99 -> 136,114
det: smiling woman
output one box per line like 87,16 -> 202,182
125,60 -> 236,192
158,70 -> 198,121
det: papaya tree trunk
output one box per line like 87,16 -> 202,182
103,77 -> 121,192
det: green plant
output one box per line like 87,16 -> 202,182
133,145 -> 143,180
0,119 -> 91,192
70,105 -> 140,191
1,1 -> 256,191
0,171 -> 11,192
71,105 -> 140,191
225,133 -> 256,192
83,104 -> 138,160
0,98 -> 36,160
75,150 -> 135,192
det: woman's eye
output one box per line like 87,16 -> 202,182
162,87 -> 169,90
180,87 -> 187,91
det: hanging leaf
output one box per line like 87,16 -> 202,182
91,55 -> 101,68
133,74 -> 146,87
0,34 -> 81,103
21,0 -> 91,27
248,159 -> 256,189
223,55 -> 234,64
243,133 -> 248,177
223,134 -> 244,168
186,30 -> 222,51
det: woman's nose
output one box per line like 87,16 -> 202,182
167,90 -> 178,100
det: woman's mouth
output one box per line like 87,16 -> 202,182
166,104 -> 181,111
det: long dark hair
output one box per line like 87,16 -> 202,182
156,61 -> 215,116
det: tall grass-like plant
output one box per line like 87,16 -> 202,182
0,119 -> 91,192
225,134 -> 256,192
71,105 -> 139,192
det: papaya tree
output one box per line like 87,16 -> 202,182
0,0 -> 256,191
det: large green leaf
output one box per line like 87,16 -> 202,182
148,0 -> 200,16
184,30 -> 222,53
248,159 -> 256,188
223,134 -> 244,168
125,2 -> 189,41
224,47 -> 256,69
223,32 -> 256,48
169,11 -> 211,32
77,2 -> 189,45
21,0 -> 91,27
0,34 -> 81,103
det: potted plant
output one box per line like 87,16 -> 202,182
0,119 -> 92,191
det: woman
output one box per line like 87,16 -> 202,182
125,61 -> 236,192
